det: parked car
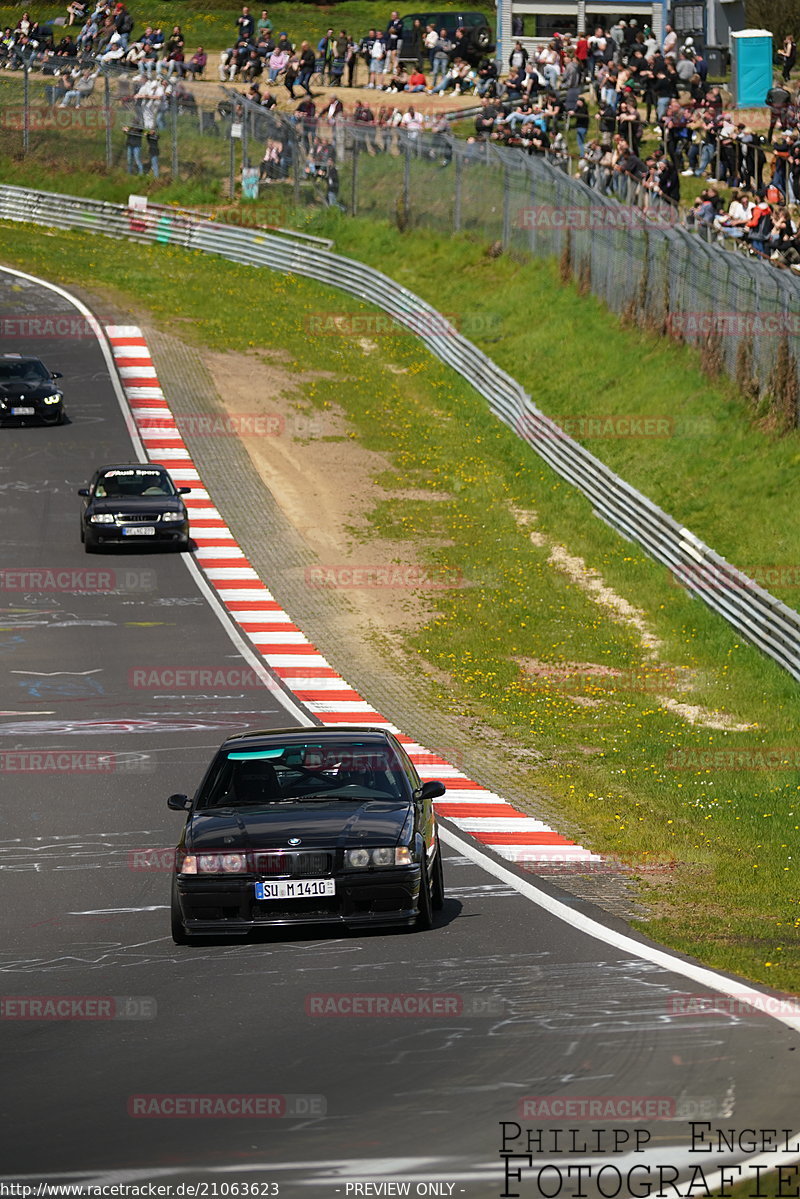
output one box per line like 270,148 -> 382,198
168,726 -> 446,942
399,11 -> 494,65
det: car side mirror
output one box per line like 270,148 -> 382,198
415,780 -> 446,801
77,487 -> 89,496
167,793 -> 191,811
179,487 -> 192,494
52,371 -> 63,379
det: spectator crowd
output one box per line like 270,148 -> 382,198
5,0 -> 800,267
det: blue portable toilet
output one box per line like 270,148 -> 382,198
730,29 -> 773,107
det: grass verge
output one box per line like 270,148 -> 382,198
1,217 -> 800,992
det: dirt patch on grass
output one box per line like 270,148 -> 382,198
202,346 -> 453,632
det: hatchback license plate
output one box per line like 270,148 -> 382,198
122,526 -> 156,536
11,407 -> 35,415
255,879 -> 335,900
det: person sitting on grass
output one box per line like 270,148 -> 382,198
407,66 -> 426,92
384,63 -> 408,91
186,46 -> 206,78
713,189 -> 754,239
502,66 -> 525,100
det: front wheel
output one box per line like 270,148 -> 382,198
415,858 -> 434,930
431,841 -> 445,910
171,885 -> 191,945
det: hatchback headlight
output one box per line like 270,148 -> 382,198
180,852 -> 247,874
89,513 -> 115,524
161,511 -> 185,523
43,393 -> 62,405
345,847 -> 412,868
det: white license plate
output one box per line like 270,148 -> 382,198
255,879 -> 335,900
122,526 -> 156,536
11,407 -> 35,415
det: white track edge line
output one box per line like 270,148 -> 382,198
0,266 -> 313,730
439,826 -> 800,1033
9,264 -> 800,1051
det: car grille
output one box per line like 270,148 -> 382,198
115,512 -> 162,523
254,851 -> 333,877
253,898 -> 339,919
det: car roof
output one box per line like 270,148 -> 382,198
0,354 -> 46,363
221,726 -> 395,750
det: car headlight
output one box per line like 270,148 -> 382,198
43,393 -> 62,405
180,852 -> 247,874
161,511 -> 185,523
89,513 -> 116,524
345,847 -> 412,868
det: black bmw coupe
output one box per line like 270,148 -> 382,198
168,726 -> 446,942
0,355 -> 65,425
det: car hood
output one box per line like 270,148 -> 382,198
0,381 -> 59,401
186,799 -> 410,850
87,496 -> 185,514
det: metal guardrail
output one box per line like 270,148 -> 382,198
2,181 -> 799,683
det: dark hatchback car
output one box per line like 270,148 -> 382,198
399,11 -> 494,64
168,726 -> 446,943
0,355 -> 65,425
77,463 -> 191,553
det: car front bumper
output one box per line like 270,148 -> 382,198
86,523 -> 189,545
174,867 -> 421,932
0,402 -> 63,424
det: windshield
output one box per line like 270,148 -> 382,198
0,359 -> 50,383
94,468 -> 176,498
198,740 -> 409,809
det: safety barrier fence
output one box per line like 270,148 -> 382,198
1,181 -> 799,682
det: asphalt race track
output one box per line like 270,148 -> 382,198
2,268 -> 800,1198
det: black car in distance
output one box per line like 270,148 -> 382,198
0,354 -> 66,425
78,463 -> 191,552
399,11 -> 494,65
169,726 -> 446,943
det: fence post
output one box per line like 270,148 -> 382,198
502,165 -> 512,249
103,71 -> 112,169
229,126 -> 236,198
22,61 -> 29,155
403,139 -> 411,220
454,150 -> 462,232
292,127 -> 301,208
170,90 -> 178,178
350,138 -> 358,217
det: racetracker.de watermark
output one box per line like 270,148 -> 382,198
517,1096 -> 676,1120
304,311 -> 500,339
0,568 -> 155,593
665,747 -> 800,771
138,412 -> 326,439
129,667 -> 265,690
0,751 -> 152,774
305,992 -> 504,1017
305,564 -> 463,590
519,667 -> 681,696
515,204 -> 680,229
0,105 -> 114,132
669,994 -> 800,1018
668,312 -> 800,337
673,562 -> 800,592
0,995 -> 156,1019
515,412 -> 675,440
0,315 -> 102,339
128,1094 -> 326,1118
